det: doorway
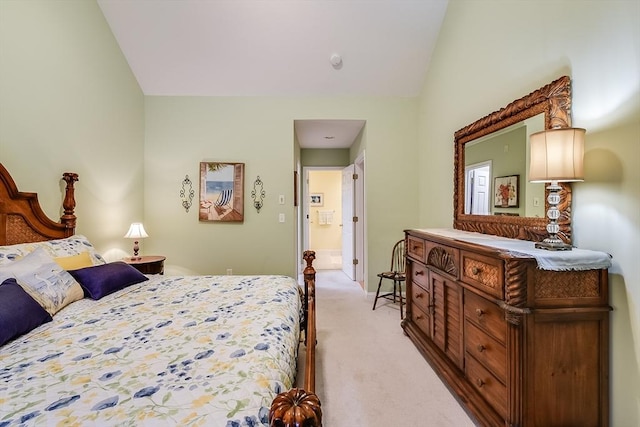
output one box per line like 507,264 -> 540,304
302,159 -> 365,285
306,168 -> 343,270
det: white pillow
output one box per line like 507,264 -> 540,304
0,235 -> 105,267
0,247 -> 84,316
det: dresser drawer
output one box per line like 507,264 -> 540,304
461,251 -> 503,299
465,321 -> 506,383
410,262 -> 428,288
412,281 -> 431,315
407,236 -> 425,262
464,290 -> 506,344
425,241 -> 460,279
466,354 -> 507,419
411,303 -> 431,337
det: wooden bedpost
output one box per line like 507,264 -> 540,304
61,172 -> 78,235
302,250 -> 315,345
269,250 -> 322,427
0,164 -> 78,242
302,250 -> 317,392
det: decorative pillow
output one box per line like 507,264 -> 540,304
54,251 -> 94,270
0,247 -> 85,316
70,262 -> 149,300
0,235 -> 106,267
0,278 -> 53,346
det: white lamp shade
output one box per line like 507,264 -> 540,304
529,128 -> 585,182
124,222 -> 149,239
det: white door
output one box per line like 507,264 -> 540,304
341,165 -> 355,279
465,162 -> 491,215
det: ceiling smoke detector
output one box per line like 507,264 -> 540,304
330,54 -> 342,67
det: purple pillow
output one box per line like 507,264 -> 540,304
0,278 -> 53,346
69,261 -> 149,300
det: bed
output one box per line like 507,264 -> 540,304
0,163 -> 321,427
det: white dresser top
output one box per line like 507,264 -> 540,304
415,228 -> 612,271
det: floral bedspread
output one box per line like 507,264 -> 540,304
0,275 -> 302,426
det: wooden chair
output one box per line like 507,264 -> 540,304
372,239 -> 406,318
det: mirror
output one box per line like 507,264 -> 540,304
464,113 -> 546,217
453,76 -> 574,243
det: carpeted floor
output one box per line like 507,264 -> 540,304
297,270 -> 476,426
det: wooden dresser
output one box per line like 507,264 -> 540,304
402,229 -> 610,427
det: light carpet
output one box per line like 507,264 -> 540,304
297,270 -> 476,426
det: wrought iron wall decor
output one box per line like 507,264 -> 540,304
251,176 -> 265,213
180,175 -> 195,213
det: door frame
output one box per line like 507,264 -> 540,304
354,151 -> 366,287
302,166 -> 342,272
464,160 -> 492,215
302,161 -> 366,286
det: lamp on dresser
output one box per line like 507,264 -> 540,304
124,222 -> 148,260
529,127 -> 585,251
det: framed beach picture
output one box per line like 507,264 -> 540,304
494,175 -> 519,208
199,162 -> 244,222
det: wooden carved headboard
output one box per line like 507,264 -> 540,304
0,163 -> 78,245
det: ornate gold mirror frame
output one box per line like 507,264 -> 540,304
453,76 -> 573,242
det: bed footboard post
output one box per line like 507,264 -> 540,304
302,250 -> 315,345
61,172 -> 78,234
269,388 -> 322,427
269,250 -> 322,427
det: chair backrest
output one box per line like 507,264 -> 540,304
389,239 -> 406,274
215,189 -> 233,206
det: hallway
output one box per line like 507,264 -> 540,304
299,270 -> 475,426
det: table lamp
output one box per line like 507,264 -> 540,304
124,222 -> 148,260
529,127 -> 585,251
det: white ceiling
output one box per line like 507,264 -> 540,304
97,0 -> 449,148
294,119 -> 365,149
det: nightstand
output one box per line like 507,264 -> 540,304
124,255 -> 166,275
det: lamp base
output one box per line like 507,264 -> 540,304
535,240 -> 573,251
536,181 -> 573,251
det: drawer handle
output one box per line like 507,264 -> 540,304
412,245 -> 420,251
416,314 -> 424,320
475,308 -> 484,318
416,292 -> 424,299
472,266 -> 481,275
476,378 -> 485,388
415,270 -> 424,276
477,344 -> 486,353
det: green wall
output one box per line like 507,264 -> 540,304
0,0 -> 145,259
418,1 -> 640,424
301,148 -> 350,167
143,96 -> 419,282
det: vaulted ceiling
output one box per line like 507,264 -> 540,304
97,0 -> 449,147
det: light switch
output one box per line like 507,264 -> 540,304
279,195 -> 285,205
279,213 -> 285,223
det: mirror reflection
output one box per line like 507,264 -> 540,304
464,113 -> 545,217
